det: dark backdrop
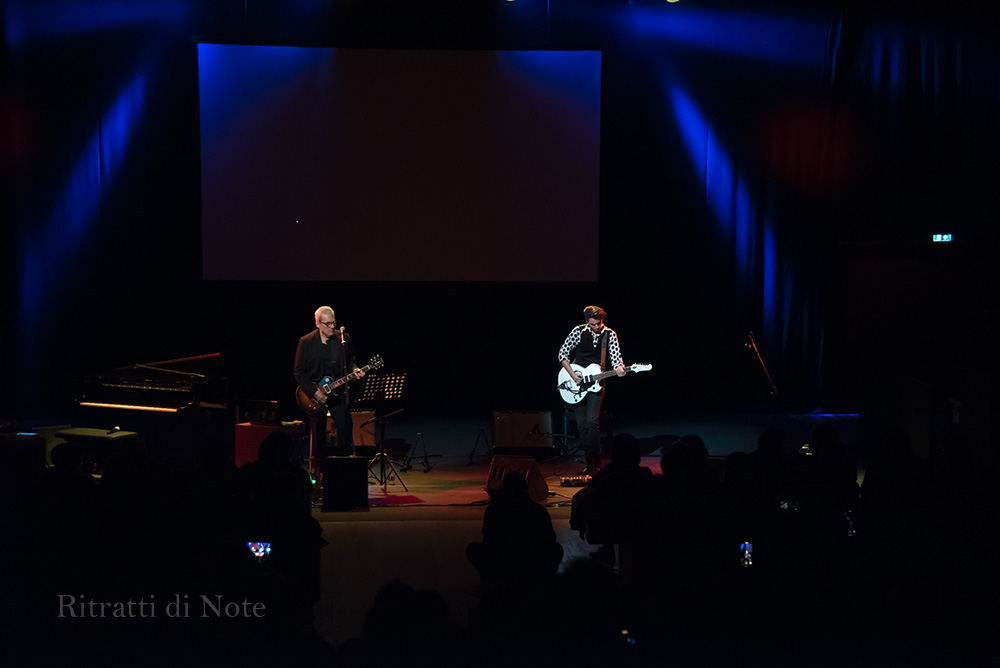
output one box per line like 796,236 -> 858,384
4,0 -> 998,454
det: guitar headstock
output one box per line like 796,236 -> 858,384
630,363 -> 653,373
368,355 -> 385,371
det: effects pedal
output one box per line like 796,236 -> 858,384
560,475 -> 592,487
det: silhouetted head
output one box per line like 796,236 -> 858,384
661,436 -> 705,475
502,470 -> 528,496
610,433 -> 641,467
756,427 -> 786,459
807,422 -> 838,453
677,434 -> 708,460
258,430 -> 295,466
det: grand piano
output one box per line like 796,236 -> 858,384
77,353 -> 231,463
79,353 -> 229,414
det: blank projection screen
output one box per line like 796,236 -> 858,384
197,44 -> 602,281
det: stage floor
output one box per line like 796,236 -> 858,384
310,409 -> 860,647
313,452 -> 597,646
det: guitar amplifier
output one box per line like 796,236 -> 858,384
486,455 -> 549,505
492,410 -> 555,458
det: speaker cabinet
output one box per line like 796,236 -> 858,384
492,410 -> 555,458
322,456 -> 369,511
350,409 -> 377,459
485,455 -> 549,505
351,410 -> 377,446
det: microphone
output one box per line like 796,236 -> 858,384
340,326 -> 346,345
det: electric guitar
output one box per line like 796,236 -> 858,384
557,362 -> 652,404
296,355 -> 384,415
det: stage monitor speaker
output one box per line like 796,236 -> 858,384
322,456 -> 369,511
485,455 -> 549,505
492,410 -> 555,458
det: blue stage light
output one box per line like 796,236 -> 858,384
669,84 -> 795,345
626,7 -> 836,72
670,85 -> 754,273
19,72 -> 146,326
4,0 -> 188,47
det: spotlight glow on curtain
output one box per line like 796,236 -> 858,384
668,83 -> 803,358
4,0 -> 188,47
18,72 -> 147,334
627,8 -> 838,74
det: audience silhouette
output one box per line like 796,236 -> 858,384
6,411 -> 998,667
3,426 -> 335,667
467,470 -> 564,585
570,432 -> 652,568
340,578 -> 469,668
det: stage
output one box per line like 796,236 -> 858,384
305,410 -> 861,647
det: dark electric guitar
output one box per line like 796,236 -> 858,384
557,362 -> 652,404
296,355 -> 384,415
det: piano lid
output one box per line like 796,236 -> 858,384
79,352 -> 229,413
113,352 -> 223,378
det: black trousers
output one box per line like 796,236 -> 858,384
571,387 -> 604,460
307,400 -> 354,458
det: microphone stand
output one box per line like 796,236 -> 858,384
746,331 -> 779,398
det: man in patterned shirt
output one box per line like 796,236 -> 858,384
558,305 -> 626,475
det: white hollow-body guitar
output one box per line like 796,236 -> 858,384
557,362 -> 652,404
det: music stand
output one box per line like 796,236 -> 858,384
357,373 -> 408,492
402,432 -> 440,473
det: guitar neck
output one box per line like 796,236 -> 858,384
589,367 -> 627,382
328,361 -> 376,390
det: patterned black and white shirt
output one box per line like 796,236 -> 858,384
558,324 -> 623,370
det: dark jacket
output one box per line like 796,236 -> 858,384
293,328 -> 359,397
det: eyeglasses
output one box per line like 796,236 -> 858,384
319,320 -> 337,328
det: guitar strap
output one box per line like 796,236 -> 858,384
599,330 -> 608,371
